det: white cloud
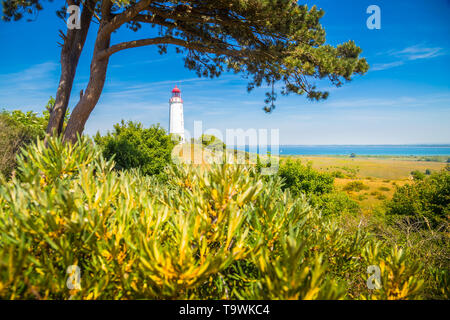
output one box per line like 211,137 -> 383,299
0,62 -> 59,109
393,45 -> 445,60
371,61 -> 404,71
372,44 -> 445,72
0,61 -> 58,89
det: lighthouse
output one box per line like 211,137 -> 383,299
169,85 -> 185,143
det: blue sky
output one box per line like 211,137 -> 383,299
0,0 -> 449,144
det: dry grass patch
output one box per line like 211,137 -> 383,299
285,156 -> 446,180
335,178 -> 409,211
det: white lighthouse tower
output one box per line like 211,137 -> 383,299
169,85 -> 185,143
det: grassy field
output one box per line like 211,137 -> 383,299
282,155 -> 448,211
174,146 -> 448,211
282,155 -> 447,179
174,144 -> 263,166
334,178 -> 406,211
172,143 -> 211,165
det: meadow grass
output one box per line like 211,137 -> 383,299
282,155 -> 446,180
281,155 -> 447,211
173,149 -> 446,212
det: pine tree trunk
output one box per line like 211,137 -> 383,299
63,32 -> 111,144
46,1 -> 94,137
46,54 -> 77,136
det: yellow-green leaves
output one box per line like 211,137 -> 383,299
0,136 -> 426,300
362,244 -> 424,300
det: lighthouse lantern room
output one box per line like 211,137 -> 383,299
169,85 -> 185,143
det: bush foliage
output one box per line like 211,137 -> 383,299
343,181 -> 370,192
279,160 -> 334,196
0,137 -> 427,299
0,110 -> 46,178
0,97 -> 68,178
279,160 -> 359,216
387,170 -> 450,228
94,121 -> 175,178
200,134 -> 226,151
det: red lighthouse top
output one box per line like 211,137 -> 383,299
170,85 -> 182,103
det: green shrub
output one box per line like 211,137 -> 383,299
0,110 -> 46,178
315,191 -> 360,216
371,214 -> 449,299
0,97 -> 67,179
279,160 -> 334,196
387,170 -> 450,228
376,194 -> 387,200
331,170 -> 345,178
200,134 -> 226,151
278,160 -> 358,216
343,181 -> 370,192
411,170 -> 425,180
337,166 -> 359,178
94,120 -> 175,178
357,194 -> 368,201
0,137 -> 426,299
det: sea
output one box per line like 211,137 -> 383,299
235,145 -> 450,156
